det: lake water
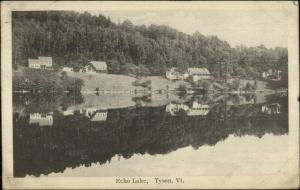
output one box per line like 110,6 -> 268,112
13,92 -> 288,177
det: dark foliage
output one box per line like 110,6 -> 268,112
12,11 -> 287,80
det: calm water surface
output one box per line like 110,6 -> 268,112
13,92 -> 288,177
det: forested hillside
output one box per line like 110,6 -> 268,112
12,11 -> 288,78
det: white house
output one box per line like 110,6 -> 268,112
28,56 -> 53,69
29,112 -> 53,126
166,67 -> 211,81
187,68 -> 211,81
80,61 -> 107,73
62,67 -> 73,72
166,67 -> 188,80
63,110 -> 74,116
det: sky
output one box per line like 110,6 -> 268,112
86,9 -> 288,48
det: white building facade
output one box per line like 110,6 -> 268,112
28,56 -> 53,69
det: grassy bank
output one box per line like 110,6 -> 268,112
67,72 -> 142,92
13,67 -> 83,94
67,72 -> 191,92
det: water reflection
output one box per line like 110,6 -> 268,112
166,102 -> 210,116
261,103 -> 281,114
29,112 -> 53,126
13,92 -> 288,177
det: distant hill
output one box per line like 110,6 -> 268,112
12,11 -> 287,83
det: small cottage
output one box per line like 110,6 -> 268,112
63,110 -> 74,116
187,68 -> 211,81
28,56 -> 53,69
62,67 -> 73,72
166,67 -> 188,80
166,67 -> 211,81
80,61 -> 107,73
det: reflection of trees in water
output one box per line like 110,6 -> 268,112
13,97 -> 288,177
13,93 -> 84,114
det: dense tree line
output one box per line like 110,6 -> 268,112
12,11 -> 288,78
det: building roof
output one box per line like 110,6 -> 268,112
90,61 -> 107,71
28,59 -> 41,63
28,56 -> 52,66
38,56 -> 52,61
188,68 -> 210,75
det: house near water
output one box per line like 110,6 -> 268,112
166,67 -> 188,80
187,68 -> 212,81
28,56 -> 53,69
166,67 -> 211,81
63,110 -> 74,116
79,61 -> 107,74
62,67 -> 73,72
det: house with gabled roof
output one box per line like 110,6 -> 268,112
28,56 -> 53,69
79,61 -> 107,73
187,68 -> 211,81
166,67 -> 211,81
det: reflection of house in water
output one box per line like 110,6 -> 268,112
261,103 -> 280,114
80,108 -> 107,122
166,103 -> 189,116
166,101 -> 209,116
262,69 -> 282,81
29,113 -> 53,126
187,102 -> 210,116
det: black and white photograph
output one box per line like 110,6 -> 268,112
2,1 -> 299,189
